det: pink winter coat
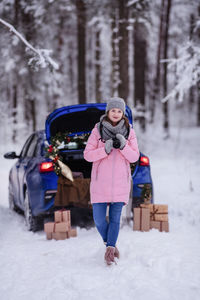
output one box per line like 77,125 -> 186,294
83,125 -> 140,205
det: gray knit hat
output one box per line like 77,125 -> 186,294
106,97 -> 126,113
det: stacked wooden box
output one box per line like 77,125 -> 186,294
44,209 -> 77,240
133,204 -> 169,232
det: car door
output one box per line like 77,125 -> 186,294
17,134 -> 38,208
14,135 -> 33,208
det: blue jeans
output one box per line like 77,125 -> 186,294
92,202 -> 124,247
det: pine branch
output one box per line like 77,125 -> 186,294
0,18 -> 59,70
161,41 -> 200,103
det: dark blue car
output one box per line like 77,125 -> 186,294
4,103 -> 153,231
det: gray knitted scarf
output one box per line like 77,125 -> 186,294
97,114 -> 128,141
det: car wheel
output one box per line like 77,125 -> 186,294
24,190 -> 42,232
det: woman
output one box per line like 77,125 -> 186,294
84,97 -> 139,265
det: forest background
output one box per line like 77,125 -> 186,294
0,0 -> 199,150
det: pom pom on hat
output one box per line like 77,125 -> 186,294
106,97 -> 126,114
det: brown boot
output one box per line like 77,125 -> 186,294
114,246 -> 120,259
104,246 -> 115,265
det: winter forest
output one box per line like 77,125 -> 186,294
0,0 -> 200,146
1,1 -> 200,299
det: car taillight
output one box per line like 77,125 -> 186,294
139,156 -> 149,166
39,162 -> 54,173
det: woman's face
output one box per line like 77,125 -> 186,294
108,108 -> 123,125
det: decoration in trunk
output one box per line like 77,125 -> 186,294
45,131 -> 89,177
130,163 -> 137,175
141,184 -> 152,204
51,131 -> 89,149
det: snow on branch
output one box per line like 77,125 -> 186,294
127,0 -> 140,7
0,18 -> 59,70
161,41 -> 200,103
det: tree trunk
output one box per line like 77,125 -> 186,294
118,0 -> 129,101
12,0 -> 19,143
95,25 -> 101,102
197,6 -> 200,126
150,0 -> 165,123
68,39 -> 75,99
20,2 -> 37,132
24,90 -> 36,132
197,83 -> 200,126
14,0 -> 19,25
173,47 -> 179,104
189,13 -> 195,109
162,0 -> 172,137
30,98 -> 36,131
12,84 -> 17,143
76,0 -> 86,103
133,20 -> 147,131
111,9 -> 119,96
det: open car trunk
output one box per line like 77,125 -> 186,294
45,103 -> 133,178
46,104 -> 106,178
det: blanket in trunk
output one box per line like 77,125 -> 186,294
54,174 -> 91,208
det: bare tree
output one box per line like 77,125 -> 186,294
12,0 -> 19,142
130,0 -> 149,131
118,0 -> 129,101
111,8 -> 119,96
12,84 -> 18,142
189,13 -> 195,110
95,22 -> 101,102
197,5 -> 200,126
162,0 -> 172,137
133,20 -> 147,131
76,0 -> 87,103
150,0 -> 165,123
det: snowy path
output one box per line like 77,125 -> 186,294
0,127 -> 200,300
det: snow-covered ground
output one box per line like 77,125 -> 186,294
0,126 -> 200,300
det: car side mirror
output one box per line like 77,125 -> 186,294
4,151 -> 20,159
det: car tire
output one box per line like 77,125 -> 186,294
24,190 -> 42,232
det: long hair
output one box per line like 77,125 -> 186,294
104,113 -> 130,129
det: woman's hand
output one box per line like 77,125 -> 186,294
105,139 -> 113,154
116,134 -> 126,150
